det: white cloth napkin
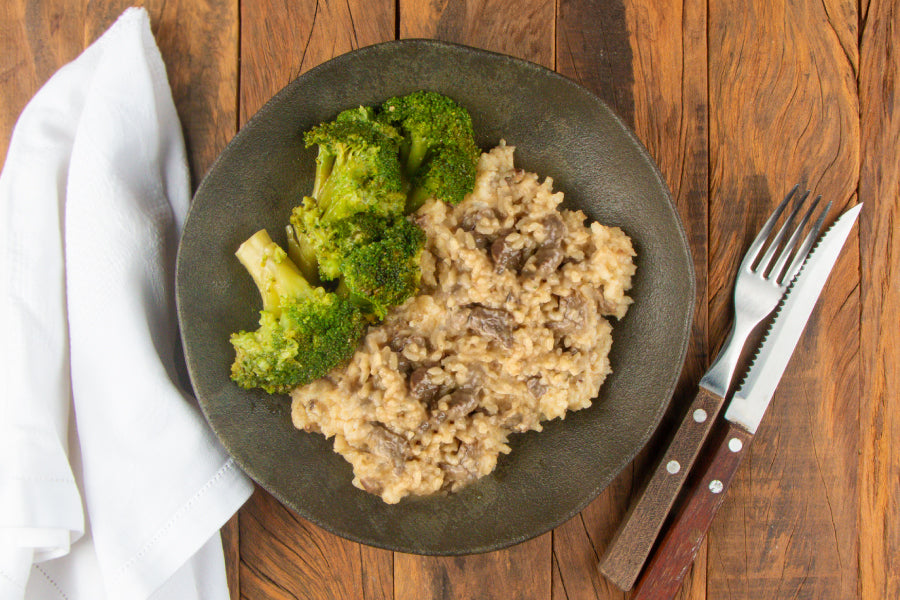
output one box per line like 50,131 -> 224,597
0,7 -> 254,599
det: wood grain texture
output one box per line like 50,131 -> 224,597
706,0 -> 860,598
556,0 -> 634,126
553,495 -> 626,600
557,1 -> 709,598
221,514 -> 241,600
0,0 -> 84,164
6,2 -> 897,600
239,488 -> 393,600
240,0 -> 395,125
394,535 -> 552,600
858,0 -> 900,598
399,0 -> 555,68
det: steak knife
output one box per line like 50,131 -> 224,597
629,203 -> 862,600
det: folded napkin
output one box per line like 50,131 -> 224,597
0,8 -> 253,599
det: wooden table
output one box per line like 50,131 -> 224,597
3,1 -> 897,599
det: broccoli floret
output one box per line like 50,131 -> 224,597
335,105 -> 378,123
338,217 -> 425,318
379,91 -> 480,208
288,206 -> 424,286
229,229 -> 367,394
304,107 -> 407,223
289,205 -> 383,281
406,144 -> 478,212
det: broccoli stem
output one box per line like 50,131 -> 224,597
405,184 -> 431,213
312,146 -> 335,199
235,229 -> 311,316
285,224 -> 320,286
405,136 -> 430,176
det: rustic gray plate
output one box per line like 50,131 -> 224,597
176,39 -> 694,555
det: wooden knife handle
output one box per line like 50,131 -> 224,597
630,421 -> 754,600
598,387 -> 726,590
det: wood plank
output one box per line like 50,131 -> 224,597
555,1 -> 708,597
239,488 -> 371,600
240,0 -> 395,125
705,0 -> 860,597
399,0 -> 555,69
395,2 -> 555,598
394,534 -> 552,600
0,1 -> 84,165
237,2 -> 395,598
221,515 -> 241,600
556,0 -> 634,127
361,544 -> 394,600
858,0 -> 900,597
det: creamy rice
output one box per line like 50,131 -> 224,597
291,142 -> 636,504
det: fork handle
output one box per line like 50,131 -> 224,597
630,421 -> 754,600
598,386 -> 726,590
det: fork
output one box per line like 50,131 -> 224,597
598,185 -> 830,591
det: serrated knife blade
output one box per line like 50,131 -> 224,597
724,203 -> 862,434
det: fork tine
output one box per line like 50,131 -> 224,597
769,194 -> 821,282
740,184 -> 799,271
782,197 -> 833,284
756,189 -> 811,275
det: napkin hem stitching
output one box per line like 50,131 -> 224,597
34,564 -> 69,600
112,458 -> 239,579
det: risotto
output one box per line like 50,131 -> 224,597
290,142 -> 636,503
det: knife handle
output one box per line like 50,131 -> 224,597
598,387 -> 726,590
630,421 -> 754,600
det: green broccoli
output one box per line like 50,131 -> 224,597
287,209 -> 404,281
303,107 -> 407,222
229,229 -> 367,394
379,90 -> 480,210
337,217 -> 425,318
230,93 -> 481,393
287,209 -> 424,317
406,144 -> 478,212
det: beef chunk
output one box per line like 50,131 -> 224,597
540,214 -> 567,246
532,244 -> 565,275
369,423 -> 410,470
467,306 -> 514,346
526,377 -> 548,398
490,236 -> 526,273
408,367 -> 441,404
445,389 -> 479,420
460,207 -> 498,232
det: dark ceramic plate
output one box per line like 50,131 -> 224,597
176,40 -> 694,555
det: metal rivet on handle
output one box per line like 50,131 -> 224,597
709,480 -> 724,494
666,460 -> 681,474
693,409 -> 707,423
728,437 -> 743,452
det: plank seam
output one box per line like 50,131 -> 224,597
705,0 -> 712,597
236,0 -> 241,135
